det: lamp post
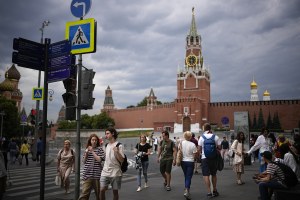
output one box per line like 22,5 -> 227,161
48,89 -> 54,101
0,111 -> 5,138
35,20 -> 50,139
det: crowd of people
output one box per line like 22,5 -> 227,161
1,125 -> 300,200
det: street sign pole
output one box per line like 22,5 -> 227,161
40,38 -> 50,200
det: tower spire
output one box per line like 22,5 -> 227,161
189,7 -> 198,37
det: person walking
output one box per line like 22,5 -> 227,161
78,134 -> 105,200
135,134 -> 152,192
100,127 -> 125,200
157,131 -> 177,191
247,128 -> 271,173
57,140 -> 76,194
36,137 -> 42,163
0,151 -> 7,200
153,136 -> 158,154
20,140 -> 30,166
180,131 -> 197,199
231,132 -> 247,185
198,123 -> 220,198
8,139 -> 18,164
220,136 -> 229,160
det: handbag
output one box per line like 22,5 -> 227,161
228,149 -> 235,158
176,141 -> 183,166
217,151 -> 224,171
55,174 -> 61,186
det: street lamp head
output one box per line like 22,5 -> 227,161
48,89 -> 54,101
43,20 -> 50,27
49,95 -> 53,101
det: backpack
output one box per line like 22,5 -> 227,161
202,134 -> 217,159
116,143 -> 128,173
271,161 -> 298,187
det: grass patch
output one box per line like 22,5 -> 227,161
118,130 -> 152,138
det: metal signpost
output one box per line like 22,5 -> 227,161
69,1 -> 95,199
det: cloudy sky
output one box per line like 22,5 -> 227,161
0,0 -> 300,123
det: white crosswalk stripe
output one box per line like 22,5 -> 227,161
5,166 -> 136,200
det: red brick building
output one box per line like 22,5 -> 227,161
102,9 -> 300,133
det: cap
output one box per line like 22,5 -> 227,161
260,151 -> 272,160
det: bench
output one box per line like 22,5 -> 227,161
274,183 -> 300,200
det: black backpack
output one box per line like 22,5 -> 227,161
271,161 -> 298,187
116,143 -> 128,173
106,142 -> 128,173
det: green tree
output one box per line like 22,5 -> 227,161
57,120 -> 76,129
266,111 -> 273,130
137,97 -> 148,107
81,114 -> 93,129
91,112 -> 115,129
252,112 -> 257,129
257,108 -> 265,129
126,105 -> 135,108
0,97 -> 21,138
273,111 -> 282,130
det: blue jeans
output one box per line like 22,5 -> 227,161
137,161 -> 149,186
258,153 -> 267,173
258,180 -> 286,200
181,161 -> 194,189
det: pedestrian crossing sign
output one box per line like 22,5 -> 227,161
32,87 -> 44,100
65,18 -> 97,54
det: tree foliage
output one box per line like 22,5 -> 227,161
257,108 -> 265,129
57,112 -> 115,130
0,97 -> 21,138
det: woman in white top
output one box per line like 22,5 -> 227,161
179,131 -> 197,200
247,128 -> 271,173
279,143 -> 299,177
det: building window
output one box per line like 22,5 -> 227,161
184,107 -> 189,114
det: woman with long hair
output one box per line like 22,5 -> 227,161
231,131 -> 247,185
57,140 -> 75,194
78,134 -> 105,200
135,134 -> 152,192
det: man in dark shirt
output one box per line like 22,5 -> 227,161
220,137 -> 229,160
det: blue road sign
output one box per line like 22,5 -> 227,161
70,0 -> 91,18
13,38 -> 45,57
21,114 -> 27,123
49,40 -> 71,58
49,55 -> 71,69
66,18 -> 96,54
32,88 -> 44,100
12,52 -> 45,71
221,116 -> 229,125
48,67 -> 70,83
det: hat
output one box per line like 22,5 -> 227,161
260,151 -> 272,160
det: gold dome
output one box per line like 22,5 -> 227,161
263,90 -> 270,96
0,79 -> 14,91
250,80 -> 257,89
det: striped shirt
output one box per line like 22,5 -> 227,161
266,162 -> 285,185
82,147 -> 105,180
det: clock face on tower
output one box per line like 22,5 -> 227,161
186,55 -> 197,67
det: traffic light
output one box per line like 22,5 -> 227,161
81,69 -> 95,110
62,56 -> 77,120
30,109 -> 36,125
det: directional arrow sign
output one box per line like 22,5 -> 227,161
48,67 -> 70,83
49,55 -> 71,69
12,52 -> 45,71
13,38 -> 45,57
49,40 -> 71,58
70,0 -> 91,18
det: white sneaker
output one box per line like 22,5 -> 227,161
137,186 -> 142,192
144,183 -> 149,188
